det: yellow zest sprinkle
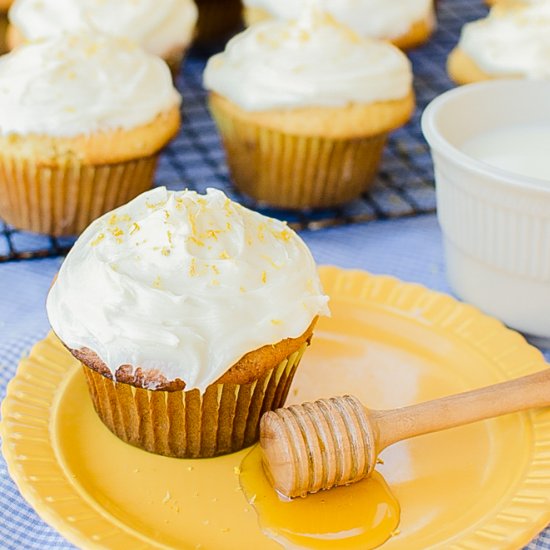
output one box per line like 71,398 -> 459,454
224,198 -> 233,216
109,227 -> 124,238
219,251 -> 230,260
246,237 -> 253,246
108,214 -> 118,226
276,229 -> 292,242
261,271 -> 267,284
167,230 -> 173,244
129,222 -> 140,235
146,199 -> 165,209
257,224 -> 266,242
271,319 -> 282,325
189,258 -> 197,277
206,229 -> 220,241
240,286 -> 246,293
120,214 -> 131,222
175,197 -> 184,210
197,198 -> 207,208
189,236 -> 205,247
161,247 -> 171,256
164,210 -> 170,220
152,276 -> 162,289
188,212 -> 198,236
211,265 -> 220,275
262,255 -> 281,269
226,222 -> 232,231
90,233 -> 105,247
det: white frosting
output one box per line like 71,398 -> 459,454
458,3 -> 550,78
46,188 -> 330,392
244,0 -> 433,40
203,12 -> 412,111
9,0 -> 198,57
0,34 -> 180,137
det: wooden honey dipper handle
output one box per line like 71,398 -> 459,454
260,368 -> 550,499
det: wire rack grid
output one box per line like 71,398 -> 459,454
0,0 -> 488,262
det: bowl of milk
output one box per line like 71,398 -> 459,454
422,79 -> 550,340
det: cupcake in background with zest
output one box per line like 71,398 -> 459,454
46,186 -> 329,458
7,0 -> 198,75
242,0 -> 436,50
448,0 -> 550,84
203,8 -> 414,209
0,33 -> 181,236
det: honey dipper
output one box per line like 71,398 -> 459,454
260,368 -> 550,499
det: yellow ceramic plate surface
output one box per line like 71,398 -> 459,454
2,267 -> 550,549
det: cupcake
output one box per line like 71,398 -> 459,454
7,0 -> 198,75
0,34 -> 181,236
243,0 -> 436,50
448,2 -> 550,84
203,10 -> 414,209
46,187 -> 329,458
194,0 -> 242,45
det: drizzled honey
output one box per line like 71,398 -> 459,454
239,446 -> 400,550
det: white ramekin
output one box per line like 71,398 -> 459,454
422,80 -> 550,340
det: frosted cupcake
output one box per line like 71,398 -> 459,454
8,0 -> 198,74
0,34 -> 181,236
243,0 -> 436,50
204,11 -> 414,209
46,187 -> 329,458
448,2 -> 550,84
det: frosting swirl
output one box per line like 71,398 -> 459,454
46,188 -> 330,392
203,11 -> 412,111
458,2 -> 550,78
0,33 -> 181,137
244,0 -> 433,40
9,0 -> 198,57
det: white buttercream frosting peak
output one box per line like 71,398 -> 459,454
46,188 -> 330,392
0,33 -> 181,137
458,2 -> 550,78
244,0 -> 434,40
203,11 -> 413,111
9,0 -> 198,57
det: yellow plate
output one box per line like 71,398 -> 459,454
2,267 -> 550,550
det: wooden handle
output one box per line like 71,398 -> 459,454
372,368 -> 550,450
260,368 -> 550,499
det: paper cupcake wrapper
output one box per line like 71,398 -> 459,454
0,154 -> 158,236
211,108 -> 388,209
82,344 -> 308,458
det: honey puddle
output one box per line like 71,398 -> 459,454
239,446 -> 400,550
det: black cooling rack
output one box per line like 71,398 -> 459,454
0,0 -> 488,262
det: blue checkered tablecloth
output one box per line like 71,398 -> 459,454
1,0 -> 550,548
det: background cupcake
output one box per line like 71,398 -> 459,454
194,0 -> 242,46
448,1 -> 550,84
204,9 -> 414,209
243,0 -> 436,50
46,187 -> 329,458
8,0 -> 198,75
0,0 -> 12,53
0,33 -> 181,236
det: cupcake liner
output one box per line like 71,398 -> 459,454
0,154 -> 158,236
82,343 -> 308,458
211,107 -> 387,208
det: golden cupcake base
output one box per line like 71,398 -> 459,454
0,155 -> 157,236
83,344 -> 307,458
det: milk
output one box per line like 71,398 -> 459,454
461,125 -> 550,182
